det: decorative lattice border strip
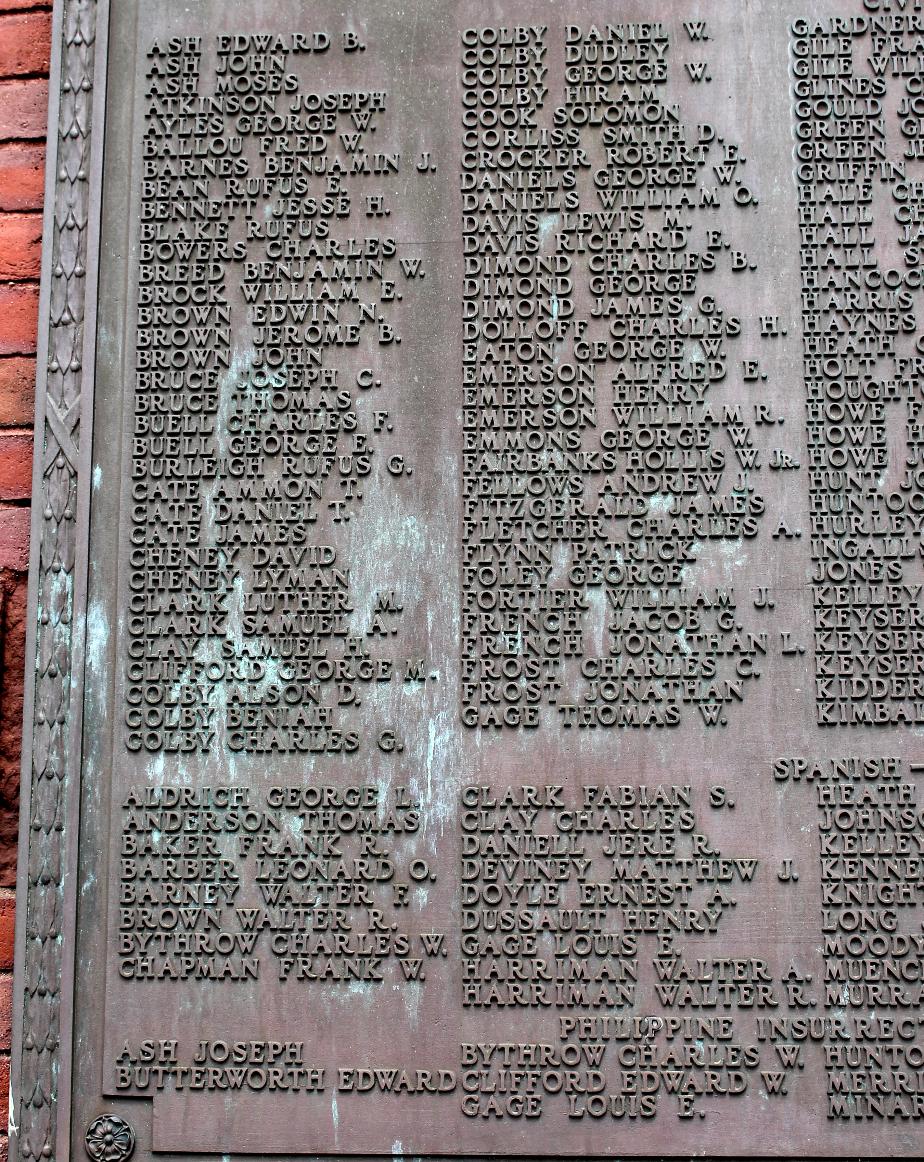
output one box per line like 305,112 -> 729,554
11,3 -> 107,1159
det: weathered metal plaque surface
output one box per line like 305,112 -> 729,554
13,0 -> 924,1157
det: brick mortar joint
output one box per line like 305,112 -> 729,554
0,74 -> 50,84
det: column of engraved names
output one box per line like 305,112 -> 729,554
129,31 -> 429,754
130,37 -> 233,755
461,20 -> 776,732
817,761 -> 924,1121
792,14 -> 924,727
222,34 -> 410,757
112,28 -> 453,1090
113,778 -> 443,1104
790,9 -> 924,1125
460,23 -> 577,732
458,782 -> 810,1122
557,22 -> 771,731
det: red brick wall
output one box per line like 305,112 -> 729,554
0,1 -> 52,1156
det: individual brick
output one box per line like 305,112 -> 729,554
0,433 -> 31,500
0,892 -> 13,971
0,142 -> 45,211
0,357 -> 35,427
0,507 -> 29,571
0,78 -> 48,141
0,1054 -> 9,1129
0,284 -> 39,354
0,11 -> 52,77
0,211 -> 41,279
0,974 -> 11,1047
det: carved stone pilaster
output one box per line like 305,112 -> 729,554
14,3 -> 101,1159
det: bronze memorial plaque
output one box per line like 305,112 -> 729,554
14,0 -> 924,1156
